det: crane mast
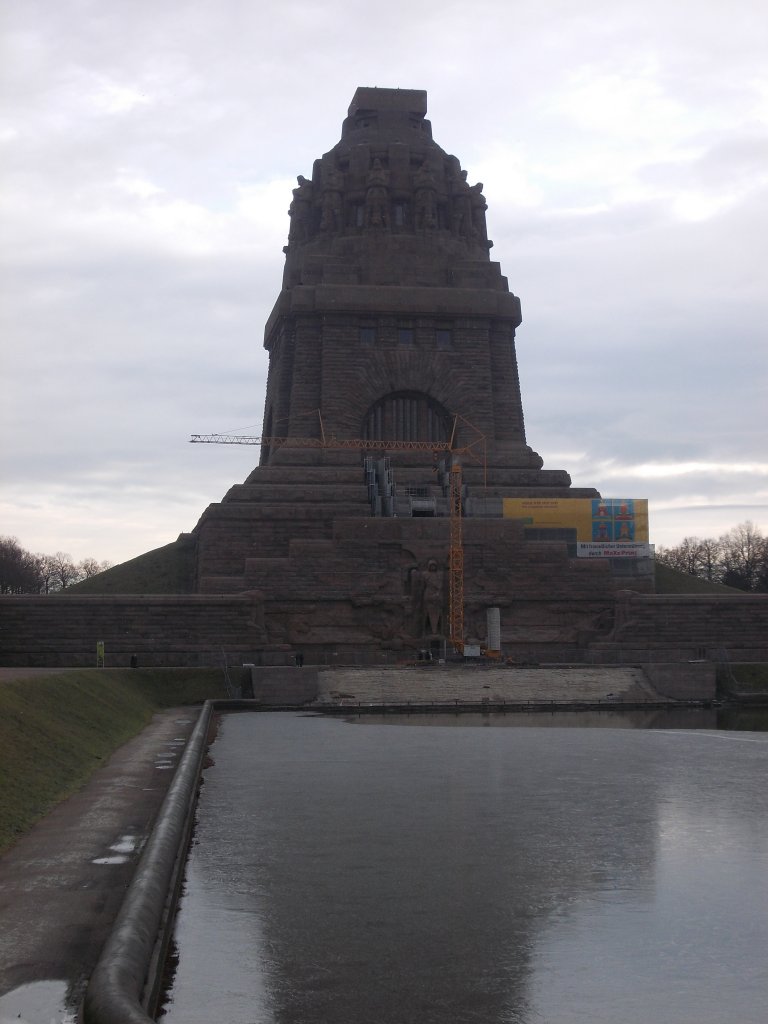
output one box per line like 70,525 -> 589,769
448,462 -> 464,654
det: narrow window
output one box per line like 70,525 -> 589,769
359,326 -> 376,346
436,328 -> 452,349
398,326 -> 414,346
393,203 -> 406,227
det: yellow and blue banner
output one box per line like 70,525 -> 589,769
502,497 -> 651,557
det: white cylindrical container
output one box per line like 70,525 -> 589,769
486,606 -> 501,652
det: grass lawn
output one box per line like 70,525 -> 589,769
0,668 -> 228,854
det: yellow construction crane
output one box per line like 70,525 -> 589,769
190,415 -> 483,654
191,432 -> 460,453
448,461 -> 464,654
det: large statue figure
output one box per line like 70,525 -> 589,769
320,167 -> 344,232
287,175 -> 313,242
423,559 -> 445,635
413,160 -> 437,230
365,158 -> 390,229
469,181 -> 489,244
449,167 -> 472,237
409,559 -> 446,637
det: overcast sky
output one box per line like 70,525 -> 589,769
1,0 -> 767,564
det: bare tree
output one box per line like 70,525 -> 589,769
698,536 -> 723,583
2,538 -> 112,593
718,521 -> 766,592
78,557 -> 112,578
48,551 -> 83,590
656,536 -> 713,579
0,536 -> 41,593
36,553 -> 58,594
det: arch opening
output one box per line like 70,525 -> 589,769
362,391 -> 451,444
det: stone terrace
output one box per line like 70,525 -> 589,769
314,664 -> 663,706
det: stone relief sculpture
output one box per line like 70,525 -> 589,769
408,559 -> 446,637
413,160 -> 437,230
287,174 -> 313,242
469,182 -> 489,244
423,559 -> 446,636
319,167 -> 344,232
247,590 -> 269,643
365,158 -> 390,229
449,167 -> 472,237
282,149 -> 490,250
350,574 -> 406,642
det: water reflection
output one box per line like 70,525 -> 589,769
163,713 -> 768,1024
349,706 -> 720,729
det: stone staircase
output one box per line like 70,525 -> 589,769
313,664 -> 663,706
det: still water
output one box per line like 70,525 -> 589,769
162,711 -> 768,1024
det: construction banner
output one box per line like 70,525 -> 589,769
502,497 -> 650,554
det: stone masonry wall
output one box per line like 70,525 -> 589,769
2,587 -> 768,668
0,594 -> 263,668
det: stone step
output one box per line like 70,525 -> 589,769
223,484 -> 371,503
314,665 -> 660,705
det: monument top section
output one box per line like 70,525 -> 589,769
342,86 -> 434,142
347,87 -> 428,118
343,87 -> 431,140
280,86 -> 501,291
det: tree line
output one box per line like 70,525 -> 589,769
0,536 -> 112,594
656,521 -> 768,593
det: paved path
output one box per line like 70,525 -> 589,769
0,708 -> 199,1024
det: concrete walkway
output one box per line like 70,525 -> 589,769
0,708 -> 199,1024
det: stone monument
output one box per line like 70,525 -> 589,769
192,87 -> 610,660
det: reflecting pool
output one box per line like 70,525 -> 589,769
162,711 -> 768,1024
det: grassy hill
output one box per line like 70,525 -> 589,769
0,667 -> 228,853
653,562 -> 745,595
68,534 -> 197,595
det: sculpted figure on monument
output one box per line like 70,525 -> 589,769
423,559 -> 446,635
449,167 -> 472,237
247,590 -> 269,643
413,160 -> 437,230
365,157 -> 390,229
409,559 -> 446,636
319,167 -> 344,232
288,174 -> 313,241
469,181 -> 489,244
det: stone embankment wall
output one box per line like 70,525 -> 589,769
587,592 -> 768,664
0,594 -> 262,667
1,591 -> 767,669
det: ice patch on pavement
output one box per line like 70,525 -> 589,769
92,833 -> 141,865
0,980 -> 76,1024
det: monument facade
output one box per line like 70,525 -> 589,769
192,87 -> 611,659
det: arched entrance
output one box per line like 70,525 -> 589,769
362,391 -> 451,443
